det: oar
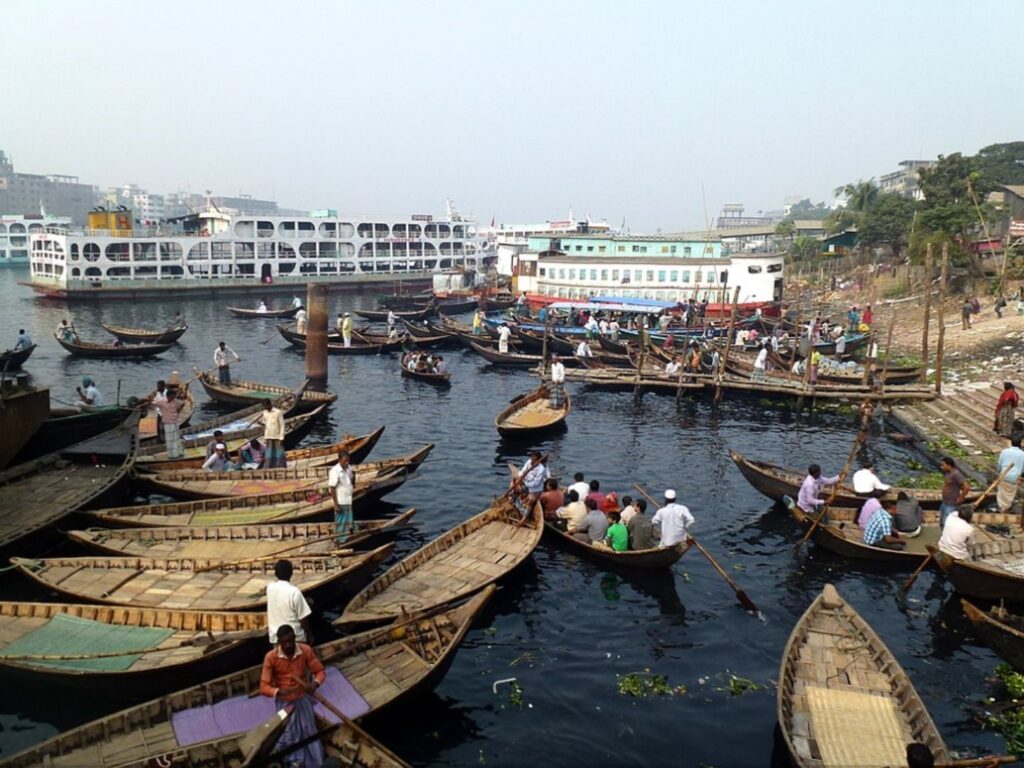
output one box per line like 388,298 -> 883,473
901,464 -> 1013,593
633,484 -> 759,613
935,757 -> 1019,767
793,400 -> 874,556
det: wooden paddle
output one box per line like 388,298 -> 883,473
793,399 -> 874,556
633,484 -> 759,613
901,464 -> 1014,593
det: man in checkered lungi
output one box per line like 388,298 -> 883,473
548,354 -> 566,408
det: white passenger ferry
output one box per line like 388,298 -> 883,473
1,215 -> 71,267
28,202 -> 491,299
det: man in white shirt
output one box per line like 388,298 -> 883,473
295,307 -> 308,335
752,343 -> 768,382
609,319 -> 620,341
214,341 -> 240,385
497,323 -> 512,354
266,559 -> 313,644
516,451 -> 549,520
852,460 -> 890,495
664,358 -> 682,377
937,507 -> 974,560
651,489 -> 695,547
328,449 -> 355,540
291,296 -> 302,309
76,376 -> 103,408
549,354 -> 566,407
258,299 -> 269,313
568,472 -> 590,504
387,309 -> 398,333
575,339 -> 593,358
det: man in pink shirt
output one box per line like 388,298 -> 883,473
857,490 -> 886,528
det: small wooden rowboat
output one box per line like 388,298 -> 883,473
469,340 -> 550,368
930,540 -> 1024,602
730,449 -> 982,510
354,305 -> 435,322
101,322 -> 189,344
777,584 -> 949,766
0,602 -> 264,688
54,333 -> 175,358
400,357 -> 451,386
137,444 -> 433,499
542,521 -> 690,569
322,717 -> 412,768
496,385 -> 570,437
140,399 -> 268,448
226,305 -> 300,319
86,476 -> 411,528
337,499 -> 541,626
193,369 -> 337,411
0,413 -> 138,552
783,496 -> 1020,566
11,544 -> 394,611
69,509 -> 417,558
0,343 -> 36,370
962,599 -> 1024,671
0,587 -> 493,768
285,333 -> 409,355
15,404 -> 138,462
136,425 -> 385,470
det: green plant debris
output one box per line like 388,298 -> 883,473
715,673 -> 765,696
997,664 -> 1024,698
983,665 -> 1024,752
927,436 -> 969,459
483,626 -> 497,637
893,471 -> 945,490
617,670 -> 687,697
507,680 -> 525,708
731,563 -> 746,572
904,458 -> 925,471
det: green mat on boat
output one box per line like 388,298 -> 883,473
0,613 -> 175,672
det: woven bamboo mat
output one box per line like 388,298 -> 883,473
807,686 -> 905,766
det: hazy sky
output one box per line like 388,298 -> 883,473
3,0 -> 1020,230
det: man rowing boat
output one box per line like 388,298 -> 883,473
259,623 -> 325,767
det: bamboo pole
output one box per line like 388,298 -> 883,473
935,243 -> 949,395
879,313 -> 896,397
715,286 -> 741,403
920,243 -> 933,385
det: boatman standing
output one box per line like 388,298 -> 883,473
260,399 -> 287,468
295,307 -> 308,335
291,295 -> 302,310
549,354 -> 566,408
387,309 -> 398,334
498,323 -> 512,354
329,449 -> 356,541
651,489 -> 695,547
341,312 -> 353,348
150,384 -> 188,459
214,341 -> 240,385
516,451 -> 549,521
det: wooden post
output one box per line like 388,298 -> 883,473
634,324 -> 647,396
305,283 -> 328,390
540,321 -> 550,382
879,313 -> 896,397
920,243 -> 933,385
862,279 -> 878,385
715,286 -> 740,403
934,243 -> 949,395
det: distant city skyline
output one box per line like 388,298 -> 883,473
4,0 -> 1019,231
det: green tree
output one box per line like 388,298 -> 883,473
857,193 -> 917,261
822,208 -> 858,236
774,219 -> 795,248
974,141 -> 1024,186
834,180 -> 879,214
790,234 -> 819,261
787,199 -> 830,220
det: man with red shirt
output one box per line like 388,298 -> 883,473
259,624 -> 326,766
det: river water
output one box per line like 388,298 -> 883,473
0,268 -> 1007,766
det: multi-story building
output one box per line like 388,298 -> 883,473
878,160 -> 935,200
0,151 -> 97,224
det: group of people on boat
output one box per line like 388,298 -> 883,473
403,350 -> 446,375
198,400 -> 287,470
513,455 -> 695,553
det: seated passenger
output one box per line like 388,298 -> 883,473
538,478 -> 564,521
202,442 -> 232,471
937,507 -> 974,560
893,491 -> 923,537
556,489 -> 586,531
572,498 -> 608,544
862,499 -> 905,550
605,510 -> 628,552
626,499 -> 656,550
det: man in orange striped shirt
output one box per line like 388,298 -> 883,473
259,624 -> 326,765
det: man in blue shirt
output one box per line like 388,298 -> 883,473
13,329 -> 32,350
997,435 -> 1024,513
863,500 -> 905,550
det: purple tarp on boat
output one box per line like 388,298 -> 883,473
171,667 -> 370,746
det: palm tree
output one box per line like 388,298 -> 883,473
774,220 -> 795,249
834,179 -> 878,215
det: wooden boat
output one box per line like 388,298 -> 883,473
777,584 -> 949,766
338,500 -> 541,626
514,327 -> 577,357
322,716 -> 412,768
226,305 -> 299,319
400,356 -> 451,386
0,413 -> 138,552
11,544 -> 394,611
962,599 -> 1024,671
137,444 -> 434,500
140,399 -> 267,448
1,587 -> 493,768
193,368 -> 337,411
54,333 -> 175,358
764,350 -> 921,385
284,331 -> 409,355
14,404 -> 138,463
401,317 -> 454,340
0,601 -> 264,688
542,521 -> 690,569
596,335 -> 628,355
783,495 -> 1022,566
469,340 -> 563,368
930,540 -> 1024,602
69,509 -> 417,558
136,425 -> 385,470
433,297 -> 479,314
0,343 -> 36,370
729,449 -> 982,510
481,292 -> 515,311
101,322 -> 189,344
354,304 -> 434,322
496,385 -> 570,436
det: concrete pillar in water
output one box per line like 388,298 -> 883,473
305,284 -> 328,390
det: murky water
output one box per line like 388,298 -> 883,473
0,269 -> 1006,765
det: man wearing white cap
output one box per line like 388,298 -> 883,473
651,489 -> 694,547
342,312 -> 353,348
202,442 -> 232,471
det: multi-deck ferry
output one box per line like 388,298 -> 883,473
1,215 -> 71,267
27,202 -> 491,299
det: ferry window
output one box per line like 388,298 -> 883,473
575,245 -> 582,252
539,268 -> 546,277
280,222 -> 296,238
160,243 -> 183,260
599,246 -> 606,253
587,246 -> 594,252
320,242 -> 338,258
211,242 -> 231,259
338,223 -> 355,238
297,222 -> 314,237
559,268 -> 565,279
748,265 -> 762,273
600,269 -> 608,281
258,242 -> 275,258
319,222 -> 337,237
634,269 -> 642,282
670,270 -> 678,282
106,243 -> 130,261
299,243 -> 317,258
568,269 -> 576,280
767,263 -> 783,273
612,269 -> 619,281
70,244 -> 79,259
661,246 -> 669,254
671,245 -> 677,253
279,243 -> 296,258
85,267 -> 100,277
257,221 -> 275,237
71,267 -> 80,276
705,245 -> 714,255
632,245 -> 640,253
682,271 -> 691,282
658,270 -> 666,282
641,246 -> 648,253
707,271 -> 716,283
589,269 -> 597,280
106,266 -> 131,277
684,246 -> 692,256
133,242 -> 157,261
617,246 -> 625,253
645,270 -> 654,282
405,224 -> 420,239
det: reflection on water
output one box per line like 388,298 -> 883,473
0,270 -> 1009,764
